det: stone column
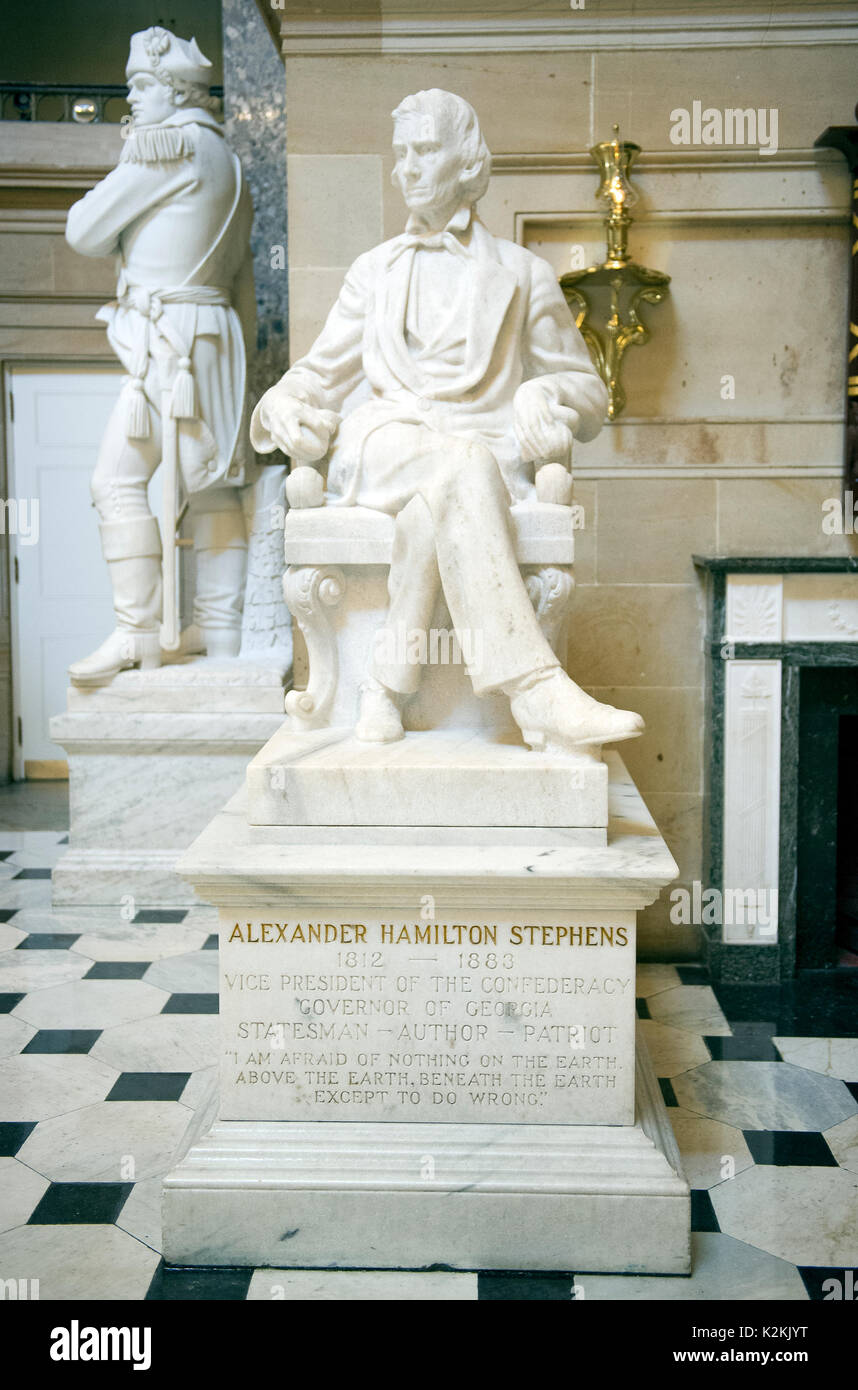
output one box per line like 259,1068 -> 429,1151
221,0 -> 291,659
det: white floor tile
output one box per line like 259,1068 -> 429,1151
639,1019 -> 711,1077
669,1107 -> 755,1190
143,950 -> 218,994
0,1157 -> 49,1233
12,979 -> 169,1030
115,1176 -> 163,1254
673,1061 -> 858,1131
824,1114 -> 858,1175
0,949 -> 91,993
246,1269 -> 479,1300
0,1224 -> 159,1299
18,1101 -> 191,1182
635,964 -> 681,998
91,1014 -> 218,1073
73,922 -> 210,962
712,1165 -> 858,1266
0,1015 -> 36,1058
576,1232 -> 808,1300
0,924 -> 26,952
647,985 -> 732,1036
0,1053 -> 117,1120
773,1037 -> 858,1082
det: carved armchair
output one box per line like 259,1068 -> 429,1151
281,482 -> 579,740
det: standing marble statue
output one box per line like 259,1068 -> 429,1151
65,26 -> 257,683
252,88 -> 643,751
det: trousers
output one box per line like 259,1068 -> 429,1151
90,368 -> 246,632
356,423 -> 560,696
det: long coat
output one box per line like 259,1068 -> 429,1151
66,107 -> 256,494
251,210 -> 607,503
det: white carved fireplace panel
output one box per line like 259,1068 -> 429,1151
722,659 -> 781,945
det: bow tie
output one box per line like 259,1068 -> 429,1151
388,229 -> 472,265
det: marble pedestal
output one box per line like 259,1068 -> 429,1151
163,743 -> 690,1273
49,656 -> 290,907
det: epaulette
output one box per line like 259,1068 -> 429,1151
119,123 -> 196,166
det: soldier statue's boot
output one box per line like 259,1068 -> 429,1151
69,517 -> 163,686
505,666 -> 644,753
184,501 -> 247,658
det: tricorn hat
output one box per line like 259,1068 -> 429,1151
126,27 -> 212,88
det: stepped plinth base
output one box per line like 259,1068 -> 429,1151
163,1033 -> 689,1273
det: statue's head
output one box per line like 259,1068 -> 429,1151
391,89 -> 491,225
125,27 -> 217,126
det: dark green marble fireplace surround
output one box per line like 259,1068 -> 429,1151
695,556 -> 858,984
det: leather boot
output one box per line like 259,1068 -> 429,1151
69,516 -> 163,685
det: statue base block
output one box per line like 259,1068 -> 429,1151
163,741 -> 689,1273
163,1032 -> 689,1273
49,656 -> 290,906
247,725 -> 608,830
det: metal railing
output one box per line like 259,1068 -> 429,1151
0,82 -> 224,123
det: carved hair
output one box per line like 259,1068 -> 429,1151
391,89 -> 492,205
143,27 -> 220,115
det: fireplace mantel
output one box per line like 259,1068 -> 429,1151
695,556 -> 858,982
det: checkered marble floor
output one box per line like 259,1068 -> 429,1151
1,829 -> 857,1301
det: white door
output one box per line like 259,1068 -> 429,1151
5,365 -> 161,778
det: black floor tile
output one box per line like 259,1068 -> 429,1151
146,1263 -> 253,1301
0,909 -> 18,922
714,972 -> 858,1038
107,1072 -> 191,1102
0,994 -> 24,1013
798,1266 -> 858,1301
0,1120 -> 38,1155
704,1024 -> 780,1061
743,1130 -> 839,1167
635,997 -> 652,1019
58,836 -> 69,844
677,965 -> 711,985
690,1189 -> 720,1233
22,1029 -> 101,1054
12,868 -> 52,880
85,960 -> 150,980
29,1182 -> 133,1225
203,934 -> 218,951
133,910 -> 187,924
846,1082 -> 858,1104
658,1077 -> 678,1107
478,1272 -> 574,1300
162,993 -> 219,1014
16,933 -> 80,950
0,851 -> 13,861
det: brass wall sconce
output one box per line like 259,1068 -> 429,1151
560,127 -> 670,421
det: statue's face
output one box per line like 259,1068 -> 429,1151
126,72 -> 176,126
392,111 -> 465,223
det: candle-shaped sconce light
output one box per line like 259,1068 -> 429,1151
561,126 -> 670,421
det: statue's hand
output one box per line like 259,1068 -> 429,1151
254,389 -> 340,464
514,380 -> 579,466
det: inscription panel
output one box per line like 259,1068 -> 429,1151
219,911 -> 636,1125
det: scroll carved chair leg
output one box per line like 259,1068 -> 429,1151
282,564 -> 346,728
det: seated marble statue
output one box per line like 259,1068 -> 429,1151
251,88 -> 644,753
